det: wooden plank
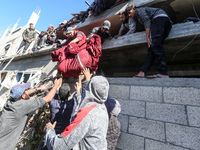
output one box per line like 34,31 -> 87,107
56,31 -> 67,40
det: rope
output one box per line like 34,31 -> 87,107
172,0 -> 200,60
190,0 -> 199,19
172,34 -> 199,60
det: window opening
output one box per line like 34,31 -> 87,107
4,44 -> 11,54
0,72 -> 7,83
15,70 -> 41,88
12,28 -> 21,35
16,72 -> 23,82
23,73 -> 31,83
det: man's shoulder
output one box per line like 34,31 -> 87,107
91,27 -> 101,33
75,30 -> 86,37
49,93 -> 59,103
24,97 -> 46,107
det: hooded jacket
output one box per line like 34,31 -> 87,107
45,76 -> 109,150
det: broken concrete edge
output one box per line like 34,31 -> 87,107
0,46 -> 57,63
102,21 -> 200,50
1,21 -> 199,64
75,0 -> 156,29
107,77 -> 200,88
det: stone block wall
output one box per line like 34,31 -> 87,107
108,78 -> 200,150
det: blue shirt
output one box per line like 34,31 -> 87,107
49,91 -> 74,134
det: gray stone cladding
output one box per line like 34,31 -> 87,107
107,78 -> 200,150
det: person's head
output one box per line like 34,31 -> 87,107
118,11 -> 128,23
126,4 -> 136,18
59,83 -> 71,100
64,27 -> 74,38
48,25 -> 54,32
10,83 -> 31,101
29,23 -> 34,29
101,20 -> 111,33
88,76 -> 109,103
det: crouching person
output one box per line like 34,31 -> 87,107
31,25 -> 57,53
43,76 -> 109,150
0,78 -> 62,150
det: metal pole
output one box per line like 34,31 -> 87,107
85,1 -> 91,7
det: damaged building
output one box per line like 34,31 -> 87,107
0,0 -> 200,149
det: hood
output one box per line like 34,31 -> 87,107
80,76 -> 109,108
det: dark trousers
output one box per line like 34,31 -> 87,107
17,40 -> 31,53
141,17 -> 172,75
37,137 -> 48,150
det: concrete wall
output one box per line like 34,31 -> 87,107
107,78 -> 200,150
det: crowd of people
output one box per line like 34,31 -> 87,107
0,3 -> 173,150
18,3 -> 172,78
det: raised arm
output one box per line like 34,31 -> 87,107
43,77 -> 62,103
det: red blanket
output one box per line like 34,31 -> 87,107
51,34 -> 102,78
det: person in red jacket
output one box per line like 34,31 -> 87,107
51,30 -> 101,78
55,27 -> 86,47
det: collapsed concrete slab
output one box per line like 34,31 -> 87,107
0,0 -> 199,78
103,21 -> 200,50
70,0 -> 200,77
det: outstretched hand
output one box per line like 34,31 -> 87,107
74,82 -> 81,94
37,85 -> 46,91
54,77 -> 63,88
82,68 -> 92,81
44,121 -> 57,132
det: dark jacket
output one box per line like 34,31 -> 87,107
135,7 -> 169,29
49,91 -> 74,134
91,26 -> 111,43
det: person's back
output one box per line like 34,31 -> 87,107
0,81 -> 59,150
0,98 -> 44,150
64,102 -> 108,150
105,97 -> 121,150
49,90 -> 74,134
135,7 -> 168,28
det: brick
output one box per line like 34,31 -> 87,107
117,114 -> 128,132
187,106 -> 200,127
130,86 -> 162,102
164,87 -> 200,106
146,103 -> 187,125
166,123 -> 200,150
145,139 -> 189,150
118,99 -> 145,117
109,85 -> 130,99
116,132 -> 144,150
129,117 -> 165,141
